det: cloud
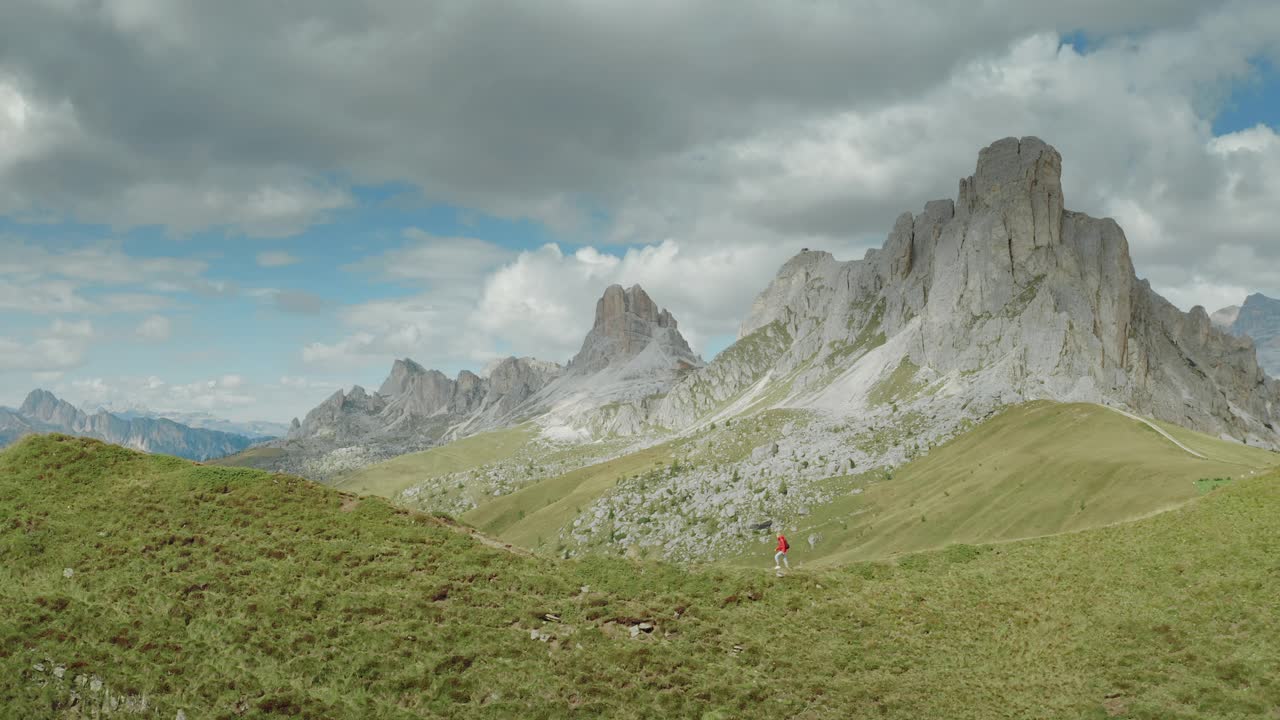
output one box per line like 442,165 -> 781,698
135,314 -> 172,340
247,287 -> 327,314
0,237 -> 216,314
303,234 -> 825,371
256,250 -> 299,267
26,370 -> 347,423
0,237 -> 206,284
65,374 -> 258,416
302,232 -> 521,369
4,0 -> 1280,383
348,230 -> 515,286
0,318 -> 94,371
272,289 -> 325,314
0,0 -> 1240,239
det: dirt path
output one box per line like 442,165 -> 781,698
1102,406 -> 1208,459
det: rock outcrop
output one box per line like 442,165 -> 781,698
569,285 -> 700,374
286,355 -> 565,447
5,390 -> 256,460
656,136 -> 1280,447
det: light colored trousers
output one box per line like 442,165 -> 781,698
774,551 -> 790,569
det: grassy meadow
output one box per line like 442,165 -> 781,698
3,433 -> 1280,718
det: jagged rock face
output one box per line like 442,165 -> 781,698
569,284 -> 700,375
1229,294 -> 1280,378
21,390 -> 82,429
658,136 -> 1280,447
378,358 -> 428,397
281,355 -> 567,468
7,390 -> 255,460
263,284 -> 705,479
292,386 -> 382,441
362,358 -> 558,433
484,357 -> 560,415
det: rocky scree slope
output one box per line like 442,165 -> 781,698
3,390 -> 254,461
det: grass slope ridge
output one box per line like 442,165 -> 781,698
462,401 -> 1278,563
4,435 -> 1280,718
783,401 -> 1280,564
333,424 -> 536,497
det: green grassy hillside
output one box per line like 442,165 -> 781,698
766,402 -> 1279,565
333,424 -> 536,497
4,433 -> 1280,718
207,444 -> 285,470
460,402 -> 1278,564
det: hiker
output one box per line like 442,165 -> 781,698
774,533 -> 790,571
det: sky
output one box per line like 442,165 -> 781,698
1,0 -> 1279,423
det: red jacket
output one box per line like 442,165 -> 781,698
776,536 -> 789,553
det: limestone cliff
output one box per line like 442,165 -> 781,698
656,137 -> 1280,447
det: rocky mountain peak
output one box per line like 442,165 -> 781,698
20,389 -> 81,425
378,358 -> 428,396
1236,293 -> 1280,331
570,284 -> 699,374
664,136 -> 1280,448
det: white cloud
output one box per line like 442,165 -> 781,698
47,318 -> 95,339
6,2 -> 1280,393
135,314 -> 171,341
0,237 -> 217,315
256,250 -> 300,267
0,319 -> 94,371
303,234 -> 825,372
62,374 -> 260,418
348,230 -> 514,287
0,237 -> 207,284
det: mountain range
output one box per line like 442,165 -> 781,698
219,136 -> 1280,559
91,405 -> 289,440
1,390 -> 257,461
241,283 -> 704,478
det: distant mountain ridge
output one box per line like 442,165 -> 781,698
3,390 -> 256,460
100,407 -> 288,440
1213,293 -> 1280,379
